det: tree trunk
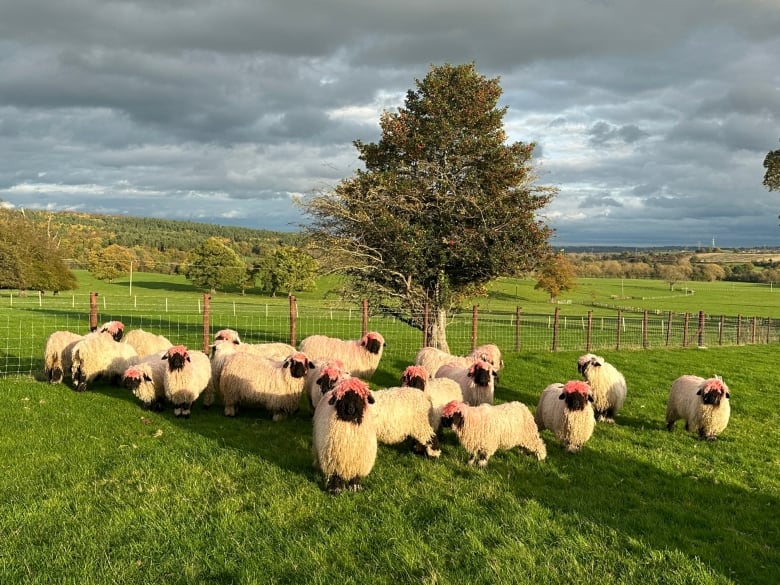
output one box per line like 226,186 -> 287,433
428,308 -> 450,353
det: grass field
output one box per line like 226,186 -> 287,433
1,269 -> 779,583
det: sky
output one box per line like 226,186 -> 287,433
1,0 -> 779,248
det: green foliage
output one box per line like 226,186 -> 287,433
87,244 -> 135,283
264,245 -> 319,296
0,207 -> 77,291
534,252 -> 577,301
763,146 -> 780,191
303,63 -> 556,321
183,237 -> 247,292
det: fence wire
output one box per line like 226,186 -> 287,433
1,293 -> 776,377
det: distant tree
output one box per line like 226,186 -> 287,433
264,246 -> 319,297
184,237 -> 247,293
534,252 -> 577,302
88,244 -> 135,283
693,263 -> 726,282
302,63 -> 555,350
763,146 -> 780,191
0,246 -> 22,289
657,262 -> 692,291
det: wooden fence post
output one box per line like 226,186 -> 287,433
471,305 -> 480,351
514,306 -> 522,352
202,293 -> 210,354
751,317 -> 757,344
615,310 -> 622,351
289,295 -> 297,347
683,313 -> 690,348
423,303 -> 430,348
586,310 -> 593,353
552,307 -> 560,351
766,317 -> 772,344
362,299 -> 369,337
665,311 -> 673,347
718,315 -> 724,346
642,311 -> 649,349
737,315 -> 742,344
89,291 -> 98,331
697,311 -> 705,348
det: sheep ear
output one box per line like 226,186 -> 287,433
367,393 -> 375,404
696,389 -> 702,395
232,340 -> 240,345
588,395 -> 594,402
328,394 -> 336,405
186,355 -> 191,362
309,360 -> 316,369
725,392 -> 730,399
162,353 -> 169,360
283,359 -> 290,368
144,374 -> 152,382
558,393 -> 566,400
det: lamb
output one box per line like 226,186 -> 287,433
414,344 -> 504,379
304,358 -> 352,413
298,331 -> 385,379
666,375 -> 731,441
576,353 -> 627,423
535,380 -> 596,453
218,351 -> 314,420
43,321 -> 124,384
440,400 -> 547,466
70,324 -> 137,392
161,345 -> 212,418
312,378 -> 378,494
371,386 -> 441,458
121,328 -> 172,358
435,360 -> 497,406
122,353 -> 168,411
400,365 -> 464,431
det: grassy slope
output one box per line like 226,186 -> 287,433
1,345 -> 778,585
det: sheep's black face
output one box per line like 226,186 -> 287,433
472,366 -> 492,387
364,337 -> 383,355
111,330 -> 124,342
317,374 -> 338,394
405,375 -> 426,390
166,353 -> 187,370
288,360 -> 308,378
123,377 -> 142,392
334,391 -> 366,424
440,412 -> 464,430
701,390 -> 723,406
563,393 -> 589,411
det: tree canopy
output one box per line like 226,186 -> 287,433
183,237 -> 247,293
88,244 -> 135,283
302,63 -> 556,346
534,252 -> 577,301
764,146 -> 780,191
264,245 -> 319,297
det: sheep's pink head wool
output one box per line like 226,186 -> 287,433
402,365 -> 428,382
441,400 -> 464,419
703,378 -> 727,393
166,345 -> 189,359
123,366 -> 142,380
333,378 -> 372,402
563,380 -> 591,396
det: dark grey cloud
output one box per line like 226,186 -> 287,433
1,0 -> 779,244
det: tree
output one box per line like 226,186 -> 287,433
302,63 -> 556,350
265,246 -> 318,296
534,252 -> 577,302
763,146 -> 780,191
88,244 -> 135,283
184,237 -> 247,293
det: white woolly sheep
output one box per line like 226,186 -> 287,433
43,321 -> 124,384
440,400 -> 547,466
303,358 -> 351,413
299,331 -> 385,379
471,343 -> 504,371
70,325 -> 137,392
219,351 -> 314,420
577,353 -> 627,423
122,353 -> 168,411
214,329 -> 241,343
535,380 -> 596,453
435,360 -> 497,406
415,344 -> 504,379
666,375 -> 731,441
161,345 -> 212,418
312,377 -> 378,494
371,386 -> 440,458
121,328 -> 172,358
400,365 -> 464,431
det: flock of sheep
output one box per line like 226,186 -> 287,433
42,321 -> 732,495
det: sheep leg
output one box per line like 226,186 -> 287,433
150,399 -> 165,412
603,408 -> 616,423
224,404 -> 238,417
699,429 -> 718,442
347,477 -> 362,492
326,475 -> 345,495
49,367 -> 63,384
476,450 -> 491,468
666,419 -> 675,431
176,402 -> 192,418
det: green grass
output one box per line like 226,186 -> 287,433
2,346 -> 778,584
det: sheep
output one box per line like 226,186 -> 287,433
400,365 -> 464,431
312,378 -> 378,494
299,331 -> 385,379
70,325 -> 137,392
204,338 -> 298,407
121,328 -> 172,358
122,353 -> 168,411
577,353 -> 627,423
535,380 -> 596,453
161,345 -> 212,418
440,400 -> 547,466
43,320 -> 124,384
435,359 -> 497,406
303,358 -> 352,413
218,351 -> 314,420
666,375 -> 731,441
414,344 -> 504,379
371,386 -> 441,458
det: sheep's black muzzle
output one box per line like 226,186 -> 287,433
365,339 -> 383,354
334,392 -> 365,424
317,375 -> 338,394
288,361 -> 307,378
702,391 -> 723,406
472,367 -> 491,386
405,375 -> 426,390
564,393 -> 589,411
123,377 -> 141,392
166,354 -> 186,370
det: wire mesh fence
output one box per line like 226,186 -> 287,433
1,291 -> 776,377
